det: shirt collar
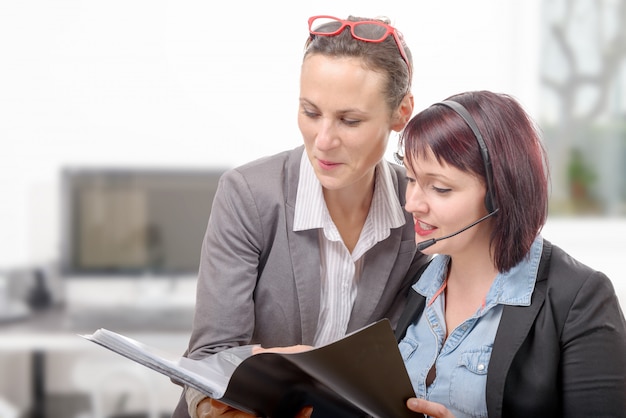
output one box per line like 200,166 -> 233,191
293,152 -> 406,235
414,236 -> 543,307
293,152 -> 326,231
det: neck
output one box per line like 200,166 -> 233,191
323,171 -> 375,253
447,252 -> 498,291
323,170 -> 376,217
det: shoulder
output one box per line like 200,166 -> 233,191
236,146 -> 303,173
381,160 -> 408,199
544,242 -> 612,296
219,146 -> 302,193
226,146 -> 302,181
384,160 -> 407,183
541,241 -> 622,332
214,147 -> 302,220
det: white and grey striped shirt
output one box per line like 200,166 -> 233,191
293,152 -> 406,346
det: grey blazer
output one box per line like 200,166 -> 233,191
172,146 -> 428,416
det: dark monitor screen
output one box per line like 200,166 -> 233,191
60,167 -> 227,277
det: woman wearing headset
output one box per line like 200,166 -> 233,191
398,90 -> 626,417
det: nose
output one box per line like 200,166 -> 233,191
404,182 -> 429,215
315,120 -> 340,151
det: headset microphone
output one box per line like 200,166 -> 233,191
415,99 -> 500,253
416,209 -> 499,251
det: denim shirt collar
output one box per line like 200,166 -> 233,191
414,235 -> 543,308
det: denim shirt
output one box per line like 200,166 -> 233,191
399,236 -> 543,418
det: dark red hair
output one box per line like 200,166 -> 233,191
400,90 -> 549,272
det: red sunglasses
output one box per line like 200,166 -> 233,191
307,15 -> 412,80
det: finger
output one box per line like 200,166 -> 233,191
253,345 -> 314,355
207,398 -> 258,418
209,398 -> 231,414
294,406 -> 313,418
406,397 -> 454,418
196,397 -> 213,417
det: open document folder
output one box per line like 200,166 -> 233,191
81,319 -> 420,418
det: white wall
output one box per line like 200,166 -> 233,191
0,0 -> 542,268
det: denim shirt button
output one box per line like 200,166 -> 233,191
477,363 -> 485,371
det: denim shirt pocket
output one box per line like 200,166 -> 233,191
449,346 -> 492,418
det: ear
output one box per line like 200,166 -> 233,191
391,93 -> 414,132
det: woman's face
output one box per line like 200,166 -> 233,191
404,149 -> 491,256
298,54 -> 409,192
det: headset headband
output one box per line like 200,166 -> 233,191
434,100 -> 497,214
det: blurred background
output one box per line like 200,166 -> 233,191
0,0 -> 624,417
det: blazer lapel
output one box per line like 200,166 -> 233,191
348,229 -> 403,331
284,147 -> 323,345
288,226 -> 322,344
394,259 -> 432,340
394,289 -> 426,341
486,241 -> 553,417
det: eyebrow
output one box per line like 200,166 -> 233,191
422,172 -> 452,180
299,97 -> 369,116
407,167 -> 452,181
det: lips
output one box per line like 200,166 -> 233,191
414,219 -> 437,237
317,159 -> 340,170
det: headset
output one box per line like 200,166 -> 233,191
434,100 -> 498,214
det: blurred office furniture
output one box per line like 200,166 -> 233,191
0,271 -> 31,324
0,166 -> 230,418
59,167 -> 225,279
71,355 -> 160,418
0,293 -> 194,418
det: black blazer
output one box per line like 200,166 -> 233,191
395,240 -> 626,417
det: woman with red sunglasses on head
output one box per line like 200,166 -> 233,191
398,90 -> 626,417
171,15 -> 429,418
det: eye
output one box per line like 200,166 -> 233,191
432,186 -> 451,194
301,108 -> 321,119
405,176 -> 416,184
341,117 -> 361,127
